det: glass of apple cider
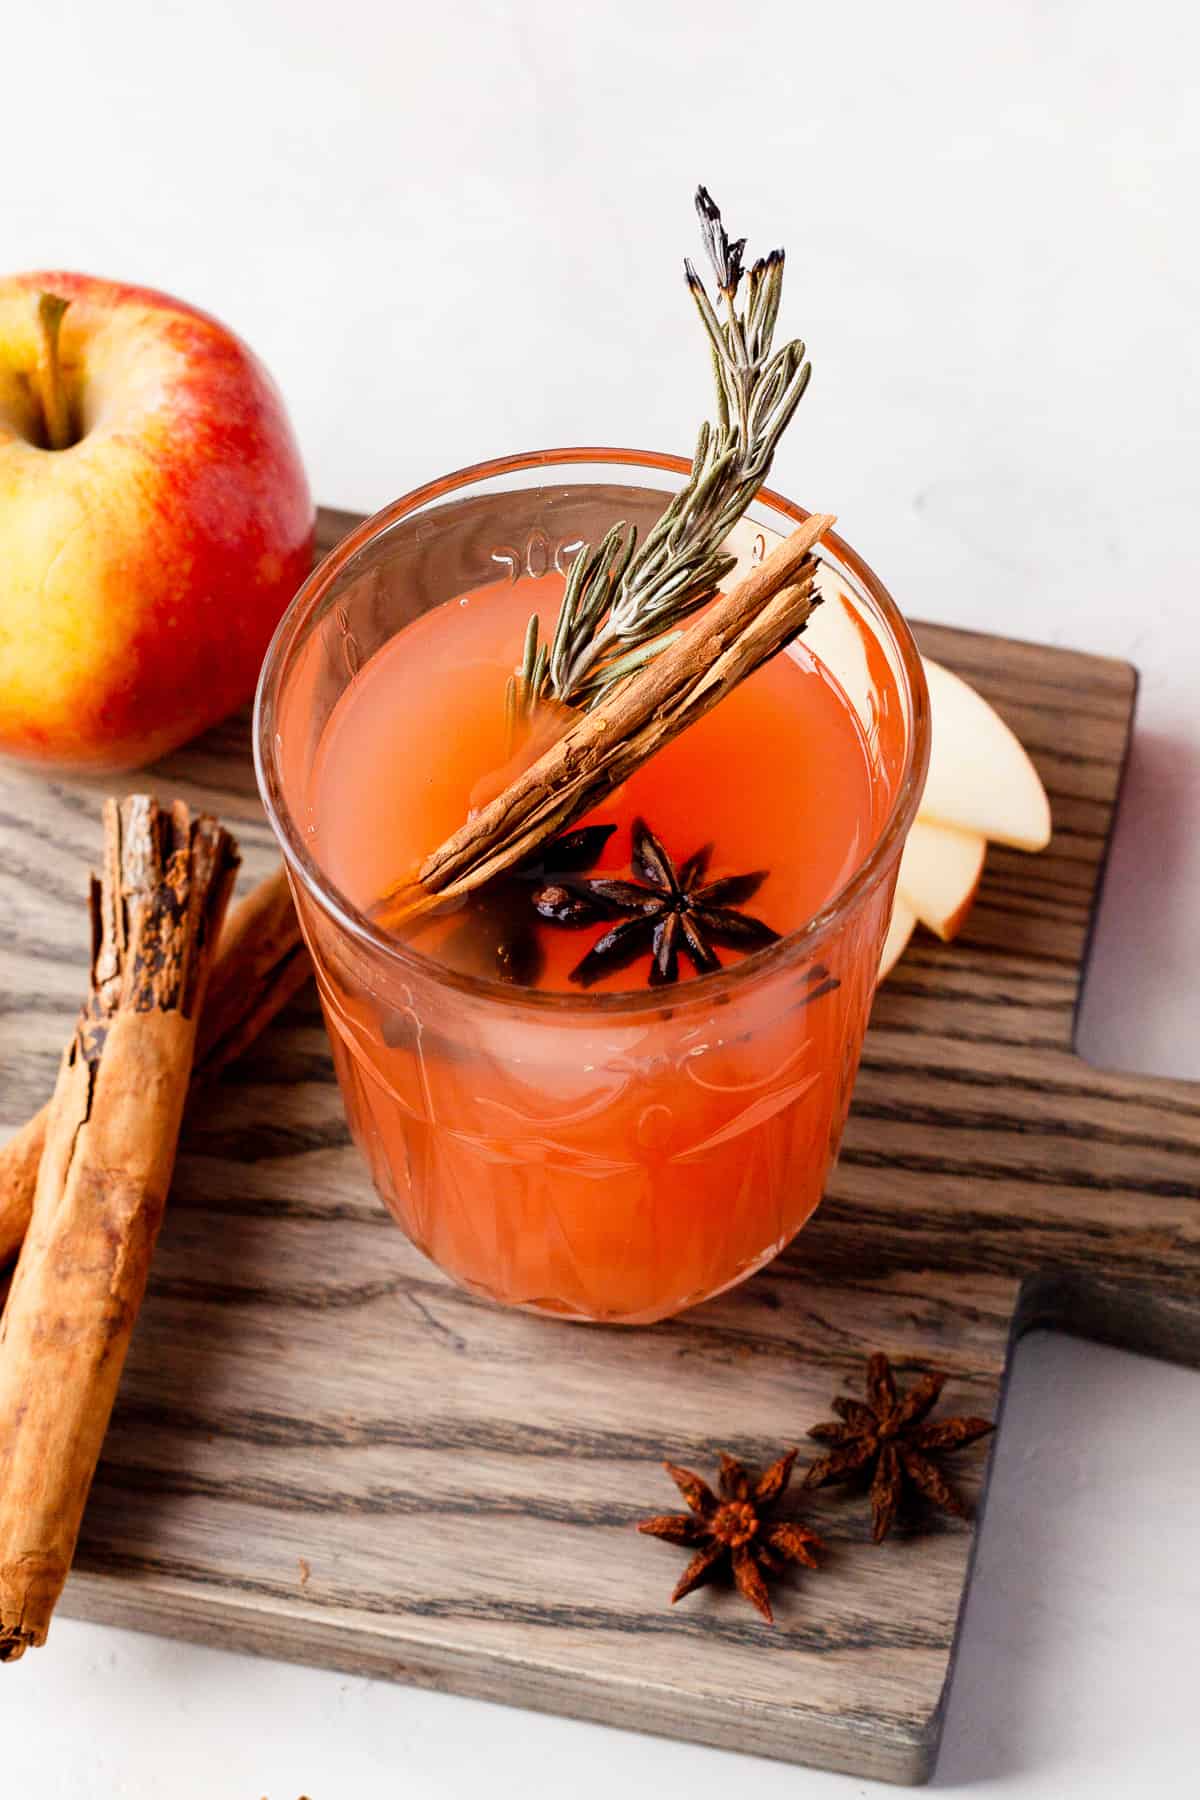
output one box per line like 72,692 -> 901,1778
255,450 -> 929,1324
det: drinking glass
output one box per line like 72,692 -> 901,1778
255,449 -> 929,1323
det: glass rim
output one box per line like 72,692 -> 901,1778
253,446 -> 931,1017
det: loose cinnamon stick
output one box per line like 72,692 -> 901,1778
0,865 -> 307,1270
190,862 -> 308,1074
0,797 -> 239,1661
0,1118 -> 42,1268
377,513 -> 835,929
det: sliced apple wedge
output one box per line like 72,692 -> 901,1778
879,892 -> 917,981
897,818 -> 987,942
878,656 -> 1052,983
920,658 -> 1052,851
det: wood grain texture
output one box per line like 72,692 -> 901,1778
1,505 -> 1195,1783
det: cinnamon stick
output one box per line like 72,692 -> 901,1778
0,1118 -> 42,1269
0,797 -> 239,1661
190,862 -> 308,1074
377,513 -> 835,928
0,865 -> 308,1270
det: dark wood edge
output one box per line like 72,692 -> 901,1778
1069,661 -> 1140,1063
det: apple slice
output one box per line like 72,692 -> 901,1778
897,818 -> 987,942
878,892 -> 916,982
920,658 -> 1052,851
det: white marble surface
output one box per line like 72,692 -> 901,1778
4,0 -> 1199,1792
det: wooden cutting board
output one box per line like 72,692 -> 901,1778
2,507 -> 1197,1785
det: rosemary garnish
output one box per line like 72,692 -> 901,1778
507,187 -> 812,723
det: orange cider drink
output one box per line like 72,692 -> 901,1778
256,452 -> 928,1323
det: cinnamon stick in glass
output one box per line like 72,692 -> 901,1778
0,864 -> 308,1269
0,796 -> 239,1661
376,513 -> 835,930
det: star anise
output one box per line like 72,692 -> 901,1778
637,1449 -> 824,1623
532,816 -> 780,988
802,1352 -> 994,1543
443,823 -> 617,985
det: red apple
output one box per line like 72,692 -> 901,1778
0,272 -> 313,769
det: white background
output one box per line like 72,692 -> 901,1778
4,1 -> 1200,1793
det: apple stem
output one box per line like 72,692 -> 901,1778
34,293 -> 74,451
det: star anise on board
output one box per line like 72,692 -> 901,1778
802,1352 -> 994,1543
638,1449 -> 824,1623
533,816 -> 780,988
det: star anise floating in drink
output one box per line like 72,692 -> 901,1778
637,1449 -> 824,1623
533,816 -> 780,987
802,1352 -> 994,1543
443,823 -> 618,985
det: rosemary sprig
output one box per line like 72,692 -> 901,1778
507,187 -> 812,723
